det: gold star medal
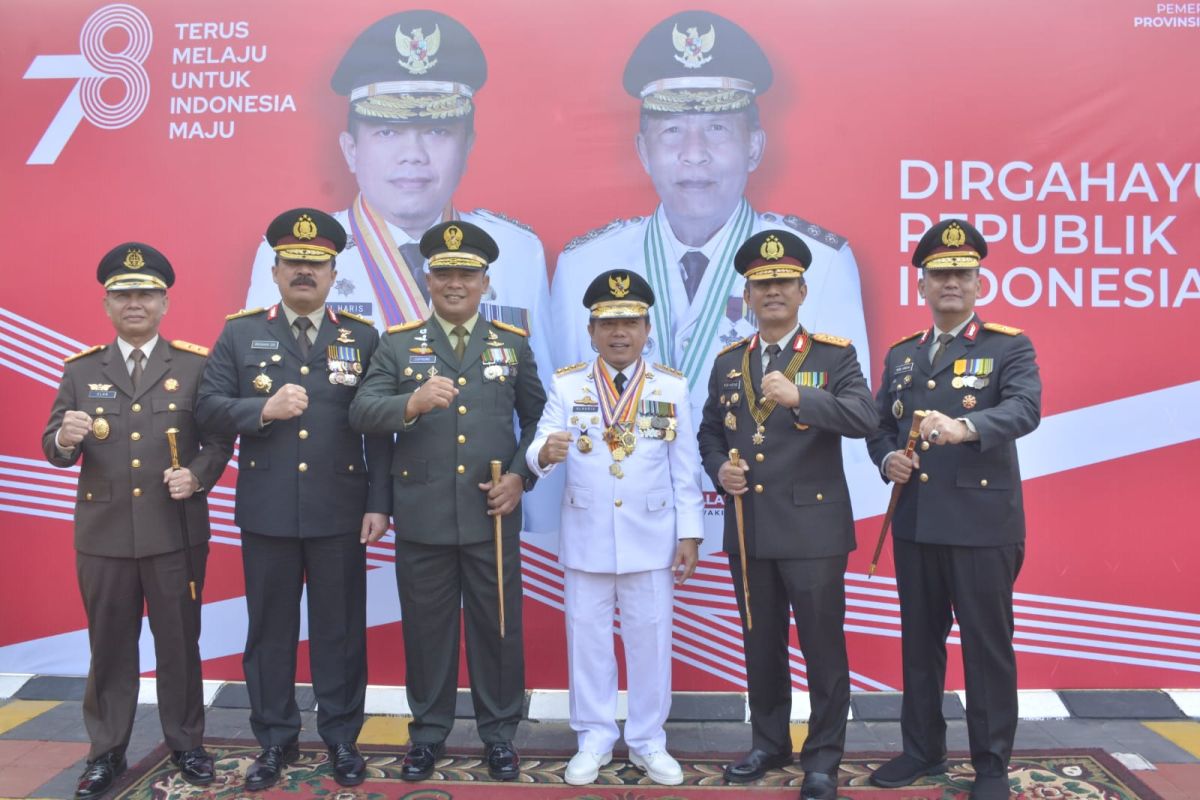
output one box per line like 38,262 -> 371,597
577,434 -> 593,454
252,373 -> 273,394
724,411 -> 737,431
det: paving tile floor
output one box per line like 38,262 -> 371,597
0,699 -> 1197,799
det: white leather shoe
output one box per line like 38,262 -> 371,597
564,750 -> 613,785
630,749 -> 683,785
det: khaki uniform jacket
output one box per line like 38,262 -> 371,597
42,337 -> 235,558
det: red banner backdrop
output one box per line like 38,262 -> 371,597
2,0 -> 1198,693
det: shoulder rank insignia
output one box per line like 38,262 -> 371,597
984,322 -> 1023,336
561,217 -> 641,252
776,214 -> 849,251
890,329 -> 926,348
491,320 -> 528,337
226,307 -> 266,320
170,340 -> 210,357
555,361 -> 588,375
387,320 -> 424,334
338,309 -> 373,326
653,363 -> 684,378
475,208 -> 536,235
812,333 -> 851,347
717,337 -> 749,356
64,344 -> 106,363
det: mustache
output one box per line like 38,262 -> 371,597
290,275 -> 317,287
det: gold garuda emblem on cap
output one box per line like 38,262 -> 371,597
942,222 -> 967,248
293,214 -> 318,241
760,235 -> 785,261
123,248 -> 145,270
396,24 -> 441,75
672,24 -> 715,69
444,224 -> 463,251
609,274 -> 631,298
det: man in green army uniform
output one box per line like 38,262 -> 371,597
350,220 -> 546,782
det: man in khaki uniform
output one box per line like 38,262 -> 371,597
42,243 -> 234,799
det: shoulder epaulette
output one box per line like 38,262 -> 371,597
774,213 -> 849,251
338,310 -> 374,326
812,333 -> 851,347
555,361 -> 588,375
717,337 -> 749,356
984,322 -> 1023,336
386,320 -> 424,334
474,207 -> 536,235
226,307 -> 265,321
890,329 -> 926,348
491,320 -> 528,337
653,363 -> 684,378
64,344 -> 105,363
170,340 -> 209,357
562,217 -> 641,252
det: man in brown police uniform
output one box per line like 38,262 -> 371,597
43,243 -> 234,798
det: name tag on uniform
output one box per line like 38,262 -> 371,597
409,355 -> 437,364
251,340 -> 279,349
88,389 -> 118,399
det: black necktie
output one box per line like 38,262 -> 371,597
614,371 -> 627,395
294,317 -> 313,359
680,251 -> 708,304
764,343 -> 782,371
130,348 -> 145,392
401,242 -> 430,303
931,332 -> 954,369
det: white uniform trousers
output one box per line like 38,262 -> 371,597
564,566 -> 675,755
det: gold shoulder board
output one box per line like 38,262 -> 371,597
652,363 -> 684,378
64,344 -> 105,363
386,320 -> 424,334
890,329 -> 926,348
491,320 -> 528,337
170,340 -> 210,357
984,322 -> 1023,336
717,337 -> 749,356
226,307 -> 266,320
338,310 -> 374,326
555,361 -> 587,375
812,333 -> 851,347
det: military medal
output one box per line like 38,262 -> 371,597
609,463 -> 624,478
252,373 -> 273,393
337,328 -> 355,344
594,359 -> 646,476
730,392 -> 740,404
404,367 -> 414,377
952,376 -> 964,389
724,411 -> 737,431
741,332 -> 812,448
91,417 -> 110,440
484,364 -> 502,380
577,434 -> 593,453
752,424 -> 766,445
271,354 -> 282,363
892,398 -> 904,419
163,378 -> 179,392
963,394 -> 977,409
428,365 -> 439,377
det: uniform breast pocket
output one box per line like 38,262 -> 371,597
955,466 -> 1010,491
564,485 -> 592,510
645,490 -> 673,512
152,396 -> 194,437
393,458 -> 428,484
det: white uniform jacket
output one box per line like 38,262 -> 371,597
527,360 -> 703,574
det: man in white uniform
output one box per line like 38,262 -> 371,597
528,270 -> 703,786
242,9 -> 557,530
552,10 -> 870,542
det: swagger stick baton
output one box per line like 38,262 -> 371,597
165,428 -> 197,600
729,449 -> 752,630
491,460 -> 506,638
868,410 -> 928,578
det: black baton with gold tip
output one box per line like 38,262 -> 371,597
165,428 -> 197,600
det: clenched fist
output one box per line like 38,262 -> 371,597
537,430 -> 573,468
405,375 -> 458,420
718,458 -> 750,495
262,383 -> 308,421
884,451 -> 919,484
58,410 -> 94,448
761,370 -> 800,408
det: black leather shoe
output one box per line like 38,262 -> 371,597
75,751 -> 127,799
800,770 -> 838,800
245,743 -> 300,792
869,753 -> 947,788
171,747 -> 215,786
329,742 -> 366,787
401,741 -> 444,782
970,773 -> 1012,800
485,741 -> 520,781
723,748 -> 793,783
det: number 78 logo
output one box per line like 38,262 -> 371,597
23,4 -> 152,165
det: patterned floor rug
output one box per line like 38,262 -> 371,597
110,741 -> 1163,799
